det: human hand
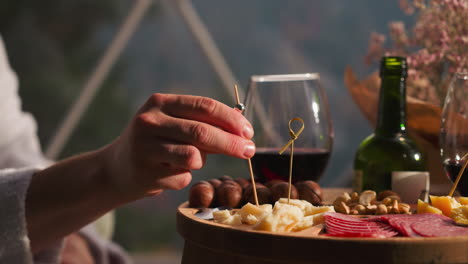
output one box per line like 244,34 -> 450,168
60,233 -> 94,264
103,94 -> 255,201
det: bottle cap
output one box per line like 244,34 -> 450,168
380,56 -> 407,77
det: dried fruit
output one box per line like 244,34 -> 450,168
430,195 -> 461,216
417,199 -> 443,215
458,197 -> 468,205
451,205 -> 468,226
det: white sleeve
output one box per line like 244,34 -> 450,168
0,35 -> 131,264
0,168 -> 35,263
79,226 -> 133,264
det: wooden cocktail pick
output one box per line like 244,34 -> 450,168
279,117 -> 304,204
448,153 -> 468,197
234,85 -> 259,207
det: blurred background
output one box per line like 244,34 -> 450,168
0,0 -> 414,262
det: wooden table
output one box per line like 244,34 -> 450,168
177,188 -> 468,264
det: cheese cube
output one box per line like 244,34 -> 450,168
292,215 -> 315,231
239,203 -> 272,224
304,205 -> 335,216
278,198 -> 313,214
213,210 -> 242,226
255,203 -> 303,232
213,210 -> 231,222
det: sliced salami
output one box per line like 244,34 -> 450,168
323,212 -> 468,238
365,213 -> 454,237
326,230 -> 397,238
326,218 -> 392,231
324,213 -> 398,238
387,216 -> 420,237
411,218 -> 468,237
325,212 -> 368,222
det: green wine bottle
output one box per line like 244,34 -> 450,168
353,56 -> 427,193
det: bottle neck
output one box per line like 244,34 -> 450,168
375,76 -> 407,136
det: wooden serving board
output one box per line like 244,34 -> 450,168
177,189 -> 468,264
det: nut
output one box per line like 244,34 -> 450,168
333,192 -> 351,206
243,183 -> 271,205
299,180 -> 323,199
219,175 -> 233,181
389,206 -> 400,214
386,195 -> 401,203
269,182 -> 298,202
335,201 -> 350,214
235,178 -> 250,189
376,204 -> 388,215
222,180 -> 240,187
389,200 -> 400,214
377,190 -> 400,201
399,203 -> 411,214
189,181 -> 215,208
216,181 -> 242,208
208,178 -> 222,189
382,197 -> 394,206
366,205 -> 378,214
349,210 -> 359,215
359,190 -> 377,206
350,192 -> 360,203
265,179 -> 286,189
295,181 -> 323,205
353,204 -> 367,215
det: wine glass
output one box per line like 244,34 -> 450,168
440,72 -> 468,196
244,73 -> 333,183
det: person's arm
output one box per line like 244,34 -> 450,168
25,148 -> 121,254
25,93 -> 255,253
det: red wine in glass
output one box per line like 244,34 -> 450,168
251,148 -> 330,183
244,73 -> 333,184
443,159 -> 468,196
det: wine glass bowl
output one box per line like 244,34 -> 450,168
244,73 -> 333,183
440,72 -> 468,196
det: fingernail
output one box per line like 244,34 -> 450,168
242,124 -> 254,139
243,142 -> 256,158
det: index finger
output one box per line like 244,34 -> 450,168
148,94 -> 254,139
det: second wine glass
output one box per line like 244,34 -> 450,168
440,72 -> 468,196
244,73 -> 333,183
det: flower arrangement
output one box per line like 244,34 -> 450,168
344,0 -> 467,185
364,0 -> 467,106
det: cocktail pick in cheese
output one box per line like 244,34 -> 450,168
234,84 -> 259,206
279,117 -> 304,204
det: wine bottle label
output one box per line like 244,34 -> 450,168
353,170 -> 363,192
391,171 -> 430,204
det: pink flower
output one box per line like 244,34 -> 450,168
389,21 -> 409,47
364,32 -> 386,65
412,0 -> 426,9
400,0 -> 415,14
365,0 -> 467,104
